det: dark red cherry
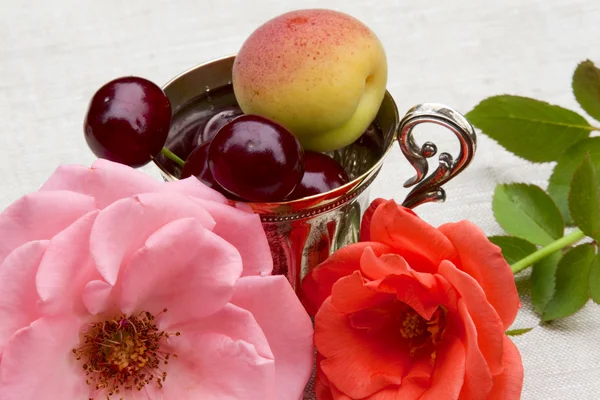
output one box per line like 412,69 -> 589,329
84,76 -> 171,168
208,115 -> 304,202
181,141 -> 224,192
200,106 -> 243,143
287,151 -> 349,200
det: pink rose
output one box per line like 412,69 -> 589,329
0,159 -> 314,400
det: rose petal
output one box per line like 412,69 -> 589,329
82,280 -> 116,316
330,270 -> 394,314
162,176 -> 227,204
0,241 -> 48,352
0,191 -> 96,265
90,192 -> 215,285
119,218 -> 242,327
40,159 -> 162,208
420,337 -> 466,400
439,260 -> 505,375
439,221 -> 520,329
360,197 -> 386,242
0,316 -> 89,399
457,299 -> 494,400
193,198 -> 273,277
36,211 -> 102,317
487,336 -> 524,400
315,352 -> 337,400
316,298 -> 411,398
360,246 -> 410,280
180,303 -> 275,356
363,252 -> 454,320
146,304 -> 274,399
162,319 -> 276,400
369,200 -> 456,273
300,241 -> 393,316
230,275 -> 314,399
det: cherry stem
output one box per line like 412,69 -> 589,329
510,229 -> 587,275
160,147 -> 185,168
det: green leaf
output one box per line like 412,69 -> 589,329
493,183 -> 564,246
466,95 -> 593,162
531,251 -> 562,315
569,155 -> 600,242
573,59 -> 600,122
542,244 -> 595,321
506,327 -> 534,336
548,138 -> 600,223
590,253 -> 600,304
488,236 -> 537,264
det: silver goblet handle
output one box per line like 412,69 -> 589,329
399,103 -> 477,209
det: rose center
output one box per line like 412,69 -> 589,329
72,309 -> 179,397
399,306 -> 447,357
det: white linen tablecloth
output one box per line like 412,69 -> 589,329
1,0 -> 599,398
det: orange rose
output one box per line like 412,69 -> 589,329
302,199 -> 523,400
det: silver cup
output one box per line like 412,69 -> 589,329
153,55 -> 477,293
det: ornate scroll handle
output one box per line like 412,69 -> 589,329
399,103 -> 477,209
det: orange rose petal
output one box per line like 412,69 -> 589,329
360,198 -> 387,242
315,353 -> 337,400
420,337 -> 466,400
315,379 -> 335,400
316,355 -> 353,400
330,386 -> 354,400
330,271 -> 394,314
369,200 -> 457,274
457,299 -> 494,400
301,242 -> 393,316
487,336 -> 524,400
439,221 -> 520,329
315,299 -> 410,398
360,247 -> 411,280
372,356 -> 433,399
439,260 -> 505,376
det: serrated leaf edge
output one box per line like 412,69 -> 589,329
493,183 -> 565,244
567,154 -> 600,240
572,59 -> 600,123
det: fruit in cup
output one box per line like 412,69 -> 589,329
287,151 -> 349,199
208,115 -> 304,202
180,141 -> 224,192
232,9 -> 388,153
200,106 -> 244,143
84,76 -> 171,168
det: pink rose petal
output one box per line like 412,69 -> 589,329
170,303 -> 274,360
0,241 -> 48,353
90,192 -> 216,285
0,316 -> 89,400
0,191 -> 96,265
163,331 -> 276,399
119,218 -> 243,327
40,159 -> 162,208
230,275 -> 314,399
194,198 -> 273,277
82,280 -> 117,316
36,211 -> 102,317
162,176 -> 227,204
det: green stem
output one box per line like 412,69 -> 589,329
510,229 -> 586,274
160,147 -> 185,168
